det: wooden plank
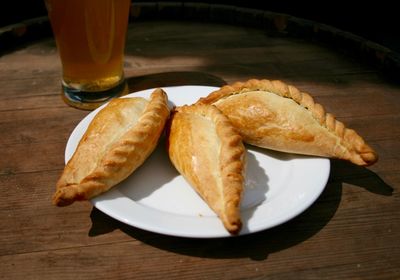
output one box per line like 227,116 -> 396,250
1,141 -> 65,174
0,107 -> 86,145
1,159 -> 398,255
0,201 -> 398,279
1,17 -> 399,280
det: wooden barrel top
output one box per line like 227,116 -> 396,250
1,3 -> 399,279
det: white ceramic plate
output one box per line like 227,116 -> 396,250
65,86 -> 330,238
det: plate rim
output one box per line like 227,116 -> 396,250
65,85 -> 330,238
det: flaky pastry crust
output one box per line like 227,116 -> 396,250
197,79 -> 378,166
54,88 -> 170,206
167,104 -> 246,234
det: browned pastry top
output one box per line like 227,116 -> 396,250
54,88 -> 170,206
167,104 -> 246,234
198,79 -> 378,166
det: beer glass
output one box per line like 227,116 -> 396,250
45,0 -> 131,110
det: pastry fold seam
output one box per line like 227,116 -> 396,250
198,79 -> 378,166
54,88 -> 170,206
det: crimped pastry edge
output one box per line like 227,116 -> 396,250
53,88 -> 170,206
198,79 -> 378,166
168,104 -> 246,234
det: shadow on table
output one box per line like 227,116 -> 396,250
88,159 -> 393,261
329,160 -> 393,196
125,71 -> 227,93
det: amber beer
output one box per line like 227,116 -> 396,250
45,0 -> 131,109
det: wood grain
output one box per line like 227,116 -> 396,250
0,15 -> 399,280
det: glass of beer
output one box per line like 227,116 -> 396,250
45,0 -> 131,110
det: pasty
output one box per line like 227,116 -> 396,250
197,79 -> 378,166
54,88 -> 170,206
166,104 -> 246,234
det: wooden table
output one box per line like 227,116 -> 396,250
1,3 -> 399,279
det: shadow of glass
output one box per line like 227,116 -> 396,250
125,71 -> 227,93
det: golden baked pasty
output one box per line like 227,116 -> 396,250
167,104 -> 246,234
198,79 -> 378,166
54,88 -> 170,206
